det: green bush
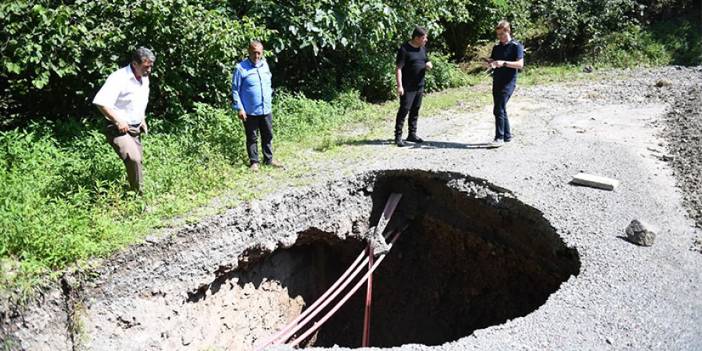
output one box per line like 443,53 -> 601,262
520,0 -> 699,65
343,54 -> 398,102
0,0 -> 269,124
648,18 -> 702,65
425,54 -> 473,93
582,17 -> 701,68
2,0 -> 697,127
531,0 -> 639,60
236,0 -> 494,101
589,25 -> 671,67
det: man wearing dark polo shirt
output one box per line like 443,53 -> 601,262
394,26 -> 433,147
485,20 -> 524,147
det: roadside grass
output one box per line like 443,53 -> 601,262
0,64 -> 602,300
519,65 -> 595,86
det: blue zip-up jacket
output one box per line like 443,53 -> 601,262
231,58 -> 273,115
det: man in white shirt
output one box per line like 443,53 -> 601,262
93,47 -> 155,193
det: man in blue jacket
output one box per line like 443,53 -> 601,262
485,20 -> 524,147
232,41 -> 283,171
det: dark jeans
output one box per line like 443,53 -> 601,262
493,85 -> 515,141
394,89 -> 424,138
244,113 -> 273,164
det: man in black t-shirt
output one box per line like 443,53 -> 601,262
394,26 -> 433,147
484,20 -> 524,146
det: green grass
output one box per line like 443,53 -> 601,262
519,65 -> 596,86
0,63 -> 629,301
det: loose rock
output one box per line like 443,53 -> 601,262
625,220 -> 656,246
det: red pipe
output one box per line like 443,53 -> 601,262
362,191 -> 400,348
255,193 -> 403,350
362,245 -> 373,347
288,228 -> 406,347
272,247 -> 375,344
253,250 -> 367,350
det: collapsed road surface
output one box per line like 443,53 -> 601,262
2,66 -> 701,350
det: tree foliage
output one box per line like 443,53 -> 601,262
1,0 -> 268,125
1,0 -> 698,125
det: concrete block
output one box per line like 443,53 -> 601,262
571,173 -> 620,191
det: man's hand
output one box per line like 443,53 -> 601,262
141,120 -> 148,135
238,109 -> 247,121
116,120 -> 129,133
397,86 -> 405,97
483,58 -> 495,69
496,60 -> 506,68
96,105 -> 130,133
426,61 -> 433,70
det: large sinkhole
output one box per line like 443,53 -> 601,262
216,170 -> 582,349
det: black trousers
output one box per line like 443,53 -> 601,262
394,89 -> 424,138
243,113 -> 273,164
493,85 -> 515,141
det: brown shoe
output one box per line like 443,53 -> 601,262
250,162 -> 260,172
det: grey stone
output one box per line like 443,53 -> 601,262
625,219 -> 656,246
655,78 -> 673,88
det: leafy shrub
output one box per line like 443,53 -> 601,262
648,18 -> 702,65
0,0 -> 269,124
345,54 -> 398,102
589,25 -> 671,67
237,0 -> 493,101
425,54 -> 473,93
531,0 -> 639,61
274,91 -> 347,140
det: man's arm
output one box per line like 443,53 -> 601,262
496,58 -> 524,69
93,74 -> 128,133
95,104 -> 129,133
231,67 -> 247,121
496,44 -> 524,69
395,47 -> 405,96
395,66 -> 404,96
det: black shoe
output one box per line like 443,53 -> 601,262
406,134 -> 424,143
395,137 -> 406,147
504,137 -> 513,143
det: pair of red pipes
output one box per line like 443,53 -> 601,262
253,193 -> 404,350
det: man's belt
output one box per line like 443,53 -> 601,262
106,122 -> 142,137
127,123 -> 142,137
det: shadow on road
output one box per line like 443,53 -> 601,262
338,139 -> 500,150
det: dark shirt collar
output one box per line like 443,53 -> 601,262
498,39 -> 514,46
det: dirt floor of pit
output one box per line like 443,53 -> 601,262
2,66 -> 702,350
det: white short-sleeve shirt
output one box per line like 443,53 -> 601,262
93,65 -> 150,125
